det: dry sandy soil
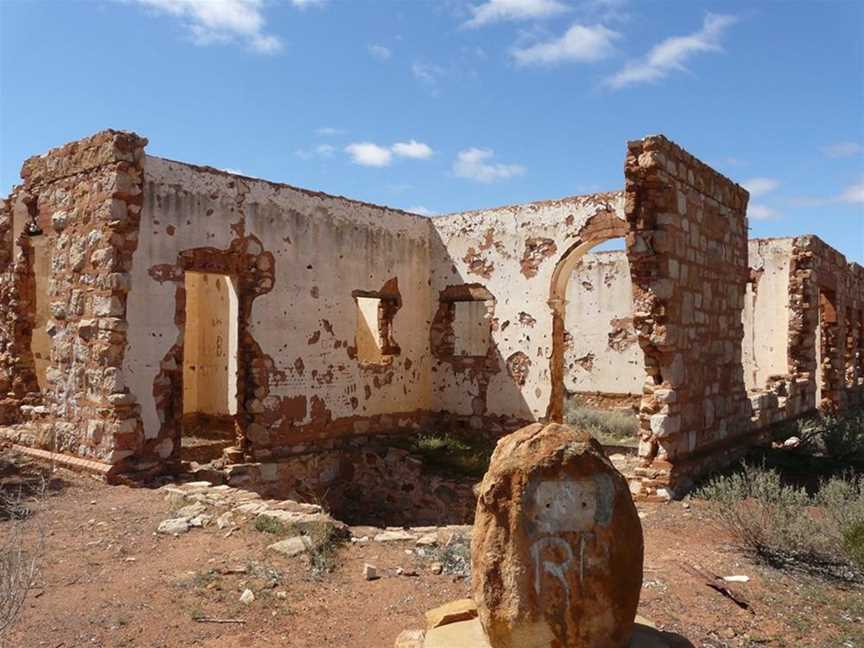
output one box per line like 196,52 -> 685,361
3,461 -> 863,648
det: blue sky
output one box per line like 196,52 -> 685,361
1,0 -> 862,262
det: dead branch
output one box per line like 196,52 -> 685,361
681,563 -> 754,614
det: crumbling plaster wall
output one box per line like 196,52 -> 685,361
742,238 -> 793,391
123,156 -> 433,464
428,192 -> 628,434
564,251 -> 643,396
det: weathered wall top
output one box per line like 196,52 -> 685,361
20,130 -> 148,188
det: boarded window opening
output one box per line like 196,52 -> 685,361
182,271 -> 239,419
453,300 -> 491,357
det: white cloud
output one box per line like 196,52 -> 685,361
392,140 -> 433,159
839,178 -> 864,204
823,142 -> 863,159
412,62 -> 446,95
315,126 -> 344,137
464,0 -> 569,28
408,206 -> 436,216
742,177 -> 780,198
606,13 -> 736,89
748,204 -> 781,221
368,44 -> 392,61
132,0 -> 283,53
295,144 -> 336,160
513,23 -> 620,65
453,148 -> 525,183
290,0 -> 326,8
345,142 -> 393,167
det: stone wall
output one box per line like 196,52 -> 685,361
789,235 -> 864,412
624,135 -> 752,498
2,129 -> 861,505
0,131 -> 148,463
215,435 -> 477,526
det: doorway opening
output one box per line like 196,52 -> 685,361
549,236 -> 642,447
181,271 -> 239,463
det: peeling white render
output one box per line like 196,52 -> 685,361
565,251 -> 643,396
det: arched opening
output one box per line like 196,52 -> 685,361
548,225 -> 643,447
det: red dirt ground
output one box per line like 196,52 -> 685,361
4,464 -> 863,648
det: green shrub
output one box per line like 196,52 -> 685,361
564,404 -> 638,445
406,431 -> 495,479
254,516 -> 289,535
797,410 -> 864,462
305,521 -> 346,577
697,463 -> 864,580
843,521 -> 864,571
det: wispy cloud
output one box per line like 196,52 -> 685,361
741,177 -> 781,220
408,206 -> 436,216
295,144 -> 336,160
344,140 -> 434,166
412,62 -> 447,95
606,13 -> 737,89
823,142 -> 863,159
345,142 -> 392,167
742,177 -> 780,198
513,23 -> 620,66
464,0 -> 569,28
392,140 -> 433,159
453,148 -> 525,183
368,44 -> 392,61
748,204 -> 781,221
789,178 -> 864,208
131,0 -> 284,53
315,126 -> 344,137
290,0 -> 327,8
839,178 -> 864,204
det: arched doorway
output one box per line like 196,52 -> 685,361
547,214 -> 644,422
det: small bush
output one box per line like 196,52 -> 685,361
254,516 -> 290,535
843,521 -> 864,571
797,411 -> 864,463
426,540 -> 471,578
697,463 -> 864,580
405,432 -> 495,479
305,521 -> 346,578
564,404 -> 638,445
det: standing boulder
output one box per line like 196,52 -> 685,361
471,422 -> 643,647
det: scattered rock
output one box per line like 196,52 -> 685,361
375,530 -> 416,543
172,502 -> 207,519
157,518 -> 190,535
239,589 -> 255,605
423,617 -> 490,648
416,533 -> 438,547
425,598 -> 478,630
364,563 -> 379,581
472,422 -> 644,648
394,629 -> 426,648
267,536 -> 311,558
430,562 -> 443,575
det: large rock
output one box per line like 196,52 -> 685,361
471,423 -> 643,648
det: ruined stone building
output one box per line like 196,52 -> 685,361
1,130 -> 861,511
